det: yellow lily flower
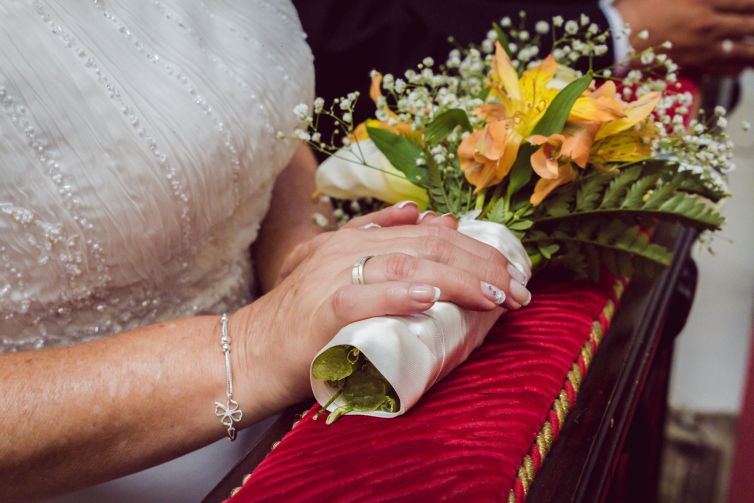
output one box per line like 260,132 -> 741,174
589,119 -> 656,170
570,81 -> 626,123
459,43 -> 560,190
490,42 -> 560,137
595,90 -> 661,141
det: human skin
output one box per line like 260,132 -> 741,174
616,0 -> 754,76
0,144 -> 530,500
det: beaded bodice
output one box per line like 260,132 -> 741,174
0,0 -> 313,351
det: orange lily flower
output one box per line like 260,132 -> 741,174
527,134 -> 578,205
458,120 -> 519,189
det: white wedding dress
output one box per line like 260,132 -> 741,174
0,0 -> 313,500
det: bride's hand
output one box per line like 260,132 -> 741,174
232,202 -> 531,412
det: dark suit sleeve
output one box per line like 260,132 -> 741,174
294,1 -> 609,111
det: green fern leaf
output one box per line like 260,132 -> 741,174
621,171 -> 663,209
576,172 -> 612,211
601,165 -> 642,208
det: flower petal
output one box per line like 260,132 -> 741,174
316,140 -> 429,207
530,163 -> 576,206
493,41 -> 522,102
369,73 -> 383,103
562,121 -> 601,168
595,91 -> 661,140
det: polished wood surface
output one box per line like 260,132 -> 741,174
527,224 -> 698,503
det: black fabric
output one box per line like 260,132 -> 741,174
295,1 -> 609,120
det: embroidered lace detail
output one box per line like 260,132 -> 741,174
0,0 -> 314,352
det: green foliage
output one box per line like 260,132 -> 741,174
534,162 -> 725,231
312,346 -> 356,381
506,75 -> 593,202
504,144 -> 538,202
366,127 -> 428,186
312,345 -> 400,425
426,157 -> 466,215
528,160 -> 724,279
493,22 -> 513,58
531,75 -> 593,136
524,220 -> 671,281
424,109 -> 472,144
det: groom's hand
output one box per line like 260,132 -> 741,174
616,0 -> 754,76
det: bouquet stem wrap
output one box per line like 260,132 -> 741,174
310,219 -> 531,418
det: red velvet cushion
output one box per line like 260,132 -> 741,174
229,274 -> 622,502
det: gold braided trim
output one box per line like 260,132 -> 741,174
229,279 -> 627,501
507,278 -> 625,502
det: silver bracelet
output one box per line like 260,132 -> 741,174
213,313 -> 243,441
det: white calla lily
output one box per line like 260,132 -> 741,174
315,139 -> 429,208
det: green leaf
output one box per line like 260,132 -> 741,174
675,173 -> 729,202
325,404 -> 353,425
531,75 -> 593,136
507,219 -> 534,231
524,220 -> 674,281
485,197 -> 508,224
367,126 -> 428,186
312,346 -> 356,381
425,157 -> 465,214
576,172 -> 611,211
424,109 -> 472,144
506,75 -> 592,201
493,22 -> 513,58
538,243 -> 560,259
342,365 -> 389,411
505,143 -> 538,200
314,347 -> 401,425
621,171 -> 663,209
542,186 -> 575,217
600,166 -> 642,208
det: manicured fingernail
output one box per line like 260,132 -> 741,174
395,200 -> 418,209
481,281 -> 506,305
440,212 -> 455,218
417,210 -> 435,222
409,284 -> 441,303
522,290 -> 532,307
509,281 -> 531,306
507,263 -> 527,286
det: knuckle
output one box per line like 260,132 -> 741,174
330,287 -> 355,316
422,223 -> 451,240
483,261 -> 507,285
385,253 -> 418,280
422,236 -> 451,262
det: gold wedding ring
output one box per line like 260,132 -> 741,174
351,256 -> 374,285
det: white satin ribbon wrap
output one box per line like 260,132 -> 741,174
310,219 -> 531,417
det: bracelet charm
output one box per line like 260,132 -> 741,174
214,313 -> 243,440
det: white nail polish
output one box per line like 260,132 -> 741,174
431,286 -> 441,302
395,200 -> 418,209
522,290 -> 532,307
507,263 -> 527,286
409,284 -> 442,303
417,210 -> 435,222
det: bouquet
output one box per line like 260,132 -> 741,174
289,13 -> 731,423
